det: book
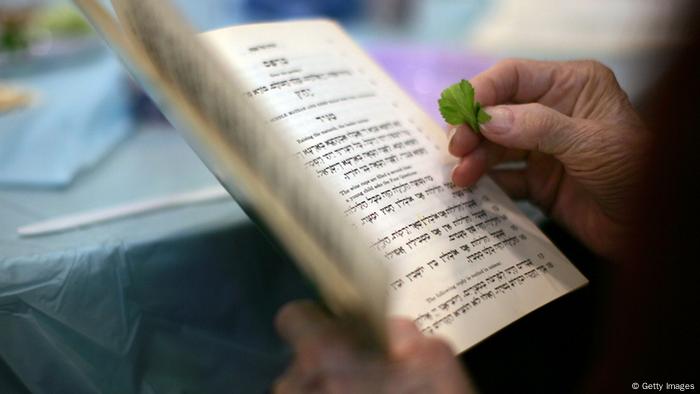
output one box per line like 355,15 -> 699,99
73,0 -> 588,353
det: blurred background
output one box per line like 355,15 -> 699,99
0,0 -> 693,393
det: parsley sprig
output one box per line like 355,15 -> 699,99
438,79 -> 491,133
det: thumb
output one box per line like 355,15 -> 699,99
480,103 -> 586,161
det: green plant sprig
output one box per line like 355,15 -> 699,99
438,79 -> 491,133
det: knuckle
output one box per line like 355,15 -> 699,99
578,60 -> 617,82
499,57 -> 521,68
552,62 -> 582,93
515,103 -> 576,155
493,57 -> 525,76
517,103 -> 555,132
593,61 -> 615,77
500,57 -> 535,74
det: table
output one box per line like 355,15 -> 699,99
0,125 -> 315,394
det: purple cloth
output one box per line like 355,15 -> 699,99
368,45 -> 495,123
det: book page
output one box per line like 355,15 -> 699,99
202,20 -> 588,352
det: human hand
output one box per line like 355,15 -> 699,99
448,59 -> 650,260
273,301 -> 475,394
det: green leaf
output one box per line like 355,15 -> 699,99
476,103 -> 491,124
438,79 -> 490,133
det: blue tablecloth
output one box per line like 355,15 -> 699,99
0,52 -> 134,188
0,125 -> 315,393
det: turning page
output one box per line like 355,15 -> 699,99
201,20 -> 588,352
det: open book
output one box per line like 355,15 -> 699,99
74,0 -> 588,353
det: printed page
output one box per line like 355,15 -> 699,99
203,20 -> 588,352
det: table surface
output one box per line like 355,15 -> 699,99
0,125 -> 242,259
0,125 -> 322,394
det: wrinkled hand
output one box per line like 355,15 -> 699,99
274,301 -> 474,394
449,59 -> 650,260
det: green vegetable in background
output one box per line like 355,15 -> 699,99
438,79 -> 491,133
1,25 -> 29,51
36,5 -> 91,37
0,4 -> 91,52
0,9 -> 32,52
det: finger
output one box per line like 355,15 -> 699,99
479,103 -> 587,163
451,145 -> 487,188
451,141 -> 510,187
276,301 -> 363,378
488,169 -> 529,200
481,140 -> 529,165
495,144 -> 529,163
471,59 -> 583,115
447,124 -> 481,157
275,301 -> 334,348
471,59 -> 558,105
388,318 -> 424,359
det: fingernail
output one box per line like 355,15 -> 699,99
450,162 -> 460,181
482,106 -> 513,134
448,124 -> 466,152
447,125 -> 459,143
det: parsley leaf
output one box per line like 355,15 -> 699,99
438,79 -> 491,133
